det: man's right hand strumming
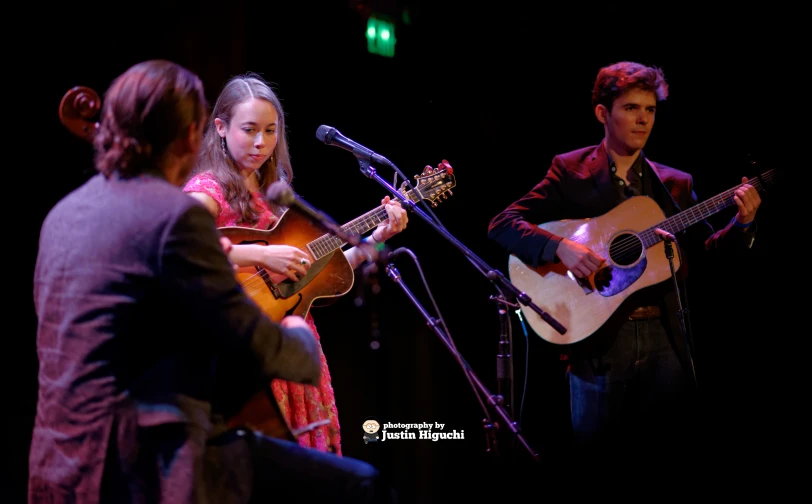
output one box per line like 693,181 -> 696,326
280,315 -> 311,331
274,315 -> 322,385
555,238 -> 606,278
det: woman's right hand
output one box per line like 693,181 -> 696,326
258,245 -> 312,282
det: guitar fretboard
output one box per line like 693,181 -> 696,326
639,169 -> 777,248
306,188 -> 418,260
307,207 -> 390,259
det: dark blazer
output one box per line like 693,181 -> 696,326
487,142 -> 757,357
29,172 -> 321,504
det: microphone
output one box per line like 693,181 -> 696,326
361,245 -> 405,269
386,247 -> 409,262
315,125 -> 394,167
654,228 -> 677,242
266,181 -> 361,247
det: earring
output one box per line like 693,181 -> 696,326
220,137 -> 228,156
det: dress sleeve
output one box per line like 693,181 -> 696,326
183,173 -> 228,214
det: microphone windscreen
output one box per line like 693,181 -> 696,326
315,125 -> 332,143
266,180 -> 295,206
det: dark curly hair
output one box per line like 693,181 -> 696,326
93,60 -> 207,178
592,61 -> 669,111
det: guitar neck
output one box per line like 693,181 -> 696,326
306,189 -> 416,260
639,169 -> 777,248
308,206 -> 389,259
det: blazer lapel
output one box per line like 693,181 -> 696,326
586,142 -> 616,207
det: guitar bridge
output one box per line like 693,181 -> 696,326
266,279 -> 283,299
568,270 -> 594,295
577,277 -> 594,295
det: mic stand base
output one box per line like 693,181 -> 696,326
386,264 -> 540,463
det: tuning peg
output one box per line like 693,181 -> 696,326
447,190 -> 453,196
431,201 -> 438,208
440,159 -> 453,174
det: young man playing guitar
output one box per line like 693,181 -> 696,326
487,61 -> 762,464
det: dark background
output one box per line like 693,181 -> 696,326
11,0 -> 793,500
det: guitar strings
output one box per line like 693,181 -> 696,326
234,204 -> 392,298
235,172 -> 454,295
565,172 -> 774,264
240,172 -> 773,295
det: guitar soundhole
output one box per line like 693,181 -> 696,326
608,232 -> 643,266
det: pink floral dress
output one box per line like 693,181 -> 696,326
184,172 -> 342,455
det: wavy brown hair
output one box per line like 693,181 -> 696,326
192,73 -> 293,223
592,61 -> 669,111
94,60 -> 207,178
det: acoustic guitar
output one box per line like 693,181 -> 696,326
219,162 -> 455,441
508,169 -> 778,346
218,162 -> 456,321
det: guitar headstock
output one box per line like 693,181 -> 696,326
400,159 -> 456,207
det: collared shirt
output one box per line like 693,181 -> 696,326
606,150 -> 664,309
608,150 -> 650,202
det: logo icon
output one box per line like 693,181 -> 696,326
362,417 -> 381,444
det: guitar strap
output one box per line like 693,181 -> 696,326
644,158 -> 682,217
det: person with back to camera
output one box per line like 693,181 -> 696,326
29,59 -> 393,503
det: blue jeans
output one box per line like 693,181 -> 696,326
567,318 -> 696,457
251,433 -> 389,503
204,429 -> 394,503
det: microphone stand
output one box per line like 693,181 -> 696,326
385,260 -> 540,462
661,234 -> 698,389
272,186 -> 393,264
490,292 -> 517,419
303,209 -> 362,248
355,157 -> 567,336
353,156 -> 561,461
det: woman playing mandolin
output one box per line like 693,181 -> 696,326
183,73 -> 409,455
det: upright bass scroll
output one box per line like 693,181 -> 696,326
59,86 -> 100,143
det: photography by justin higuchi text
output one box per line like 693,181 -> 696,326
362,417 -> 465,443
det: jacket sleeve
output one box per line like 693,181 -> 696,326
487,156 -> 569,267
158,203 -> 321,386
681,175 -> 758,252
